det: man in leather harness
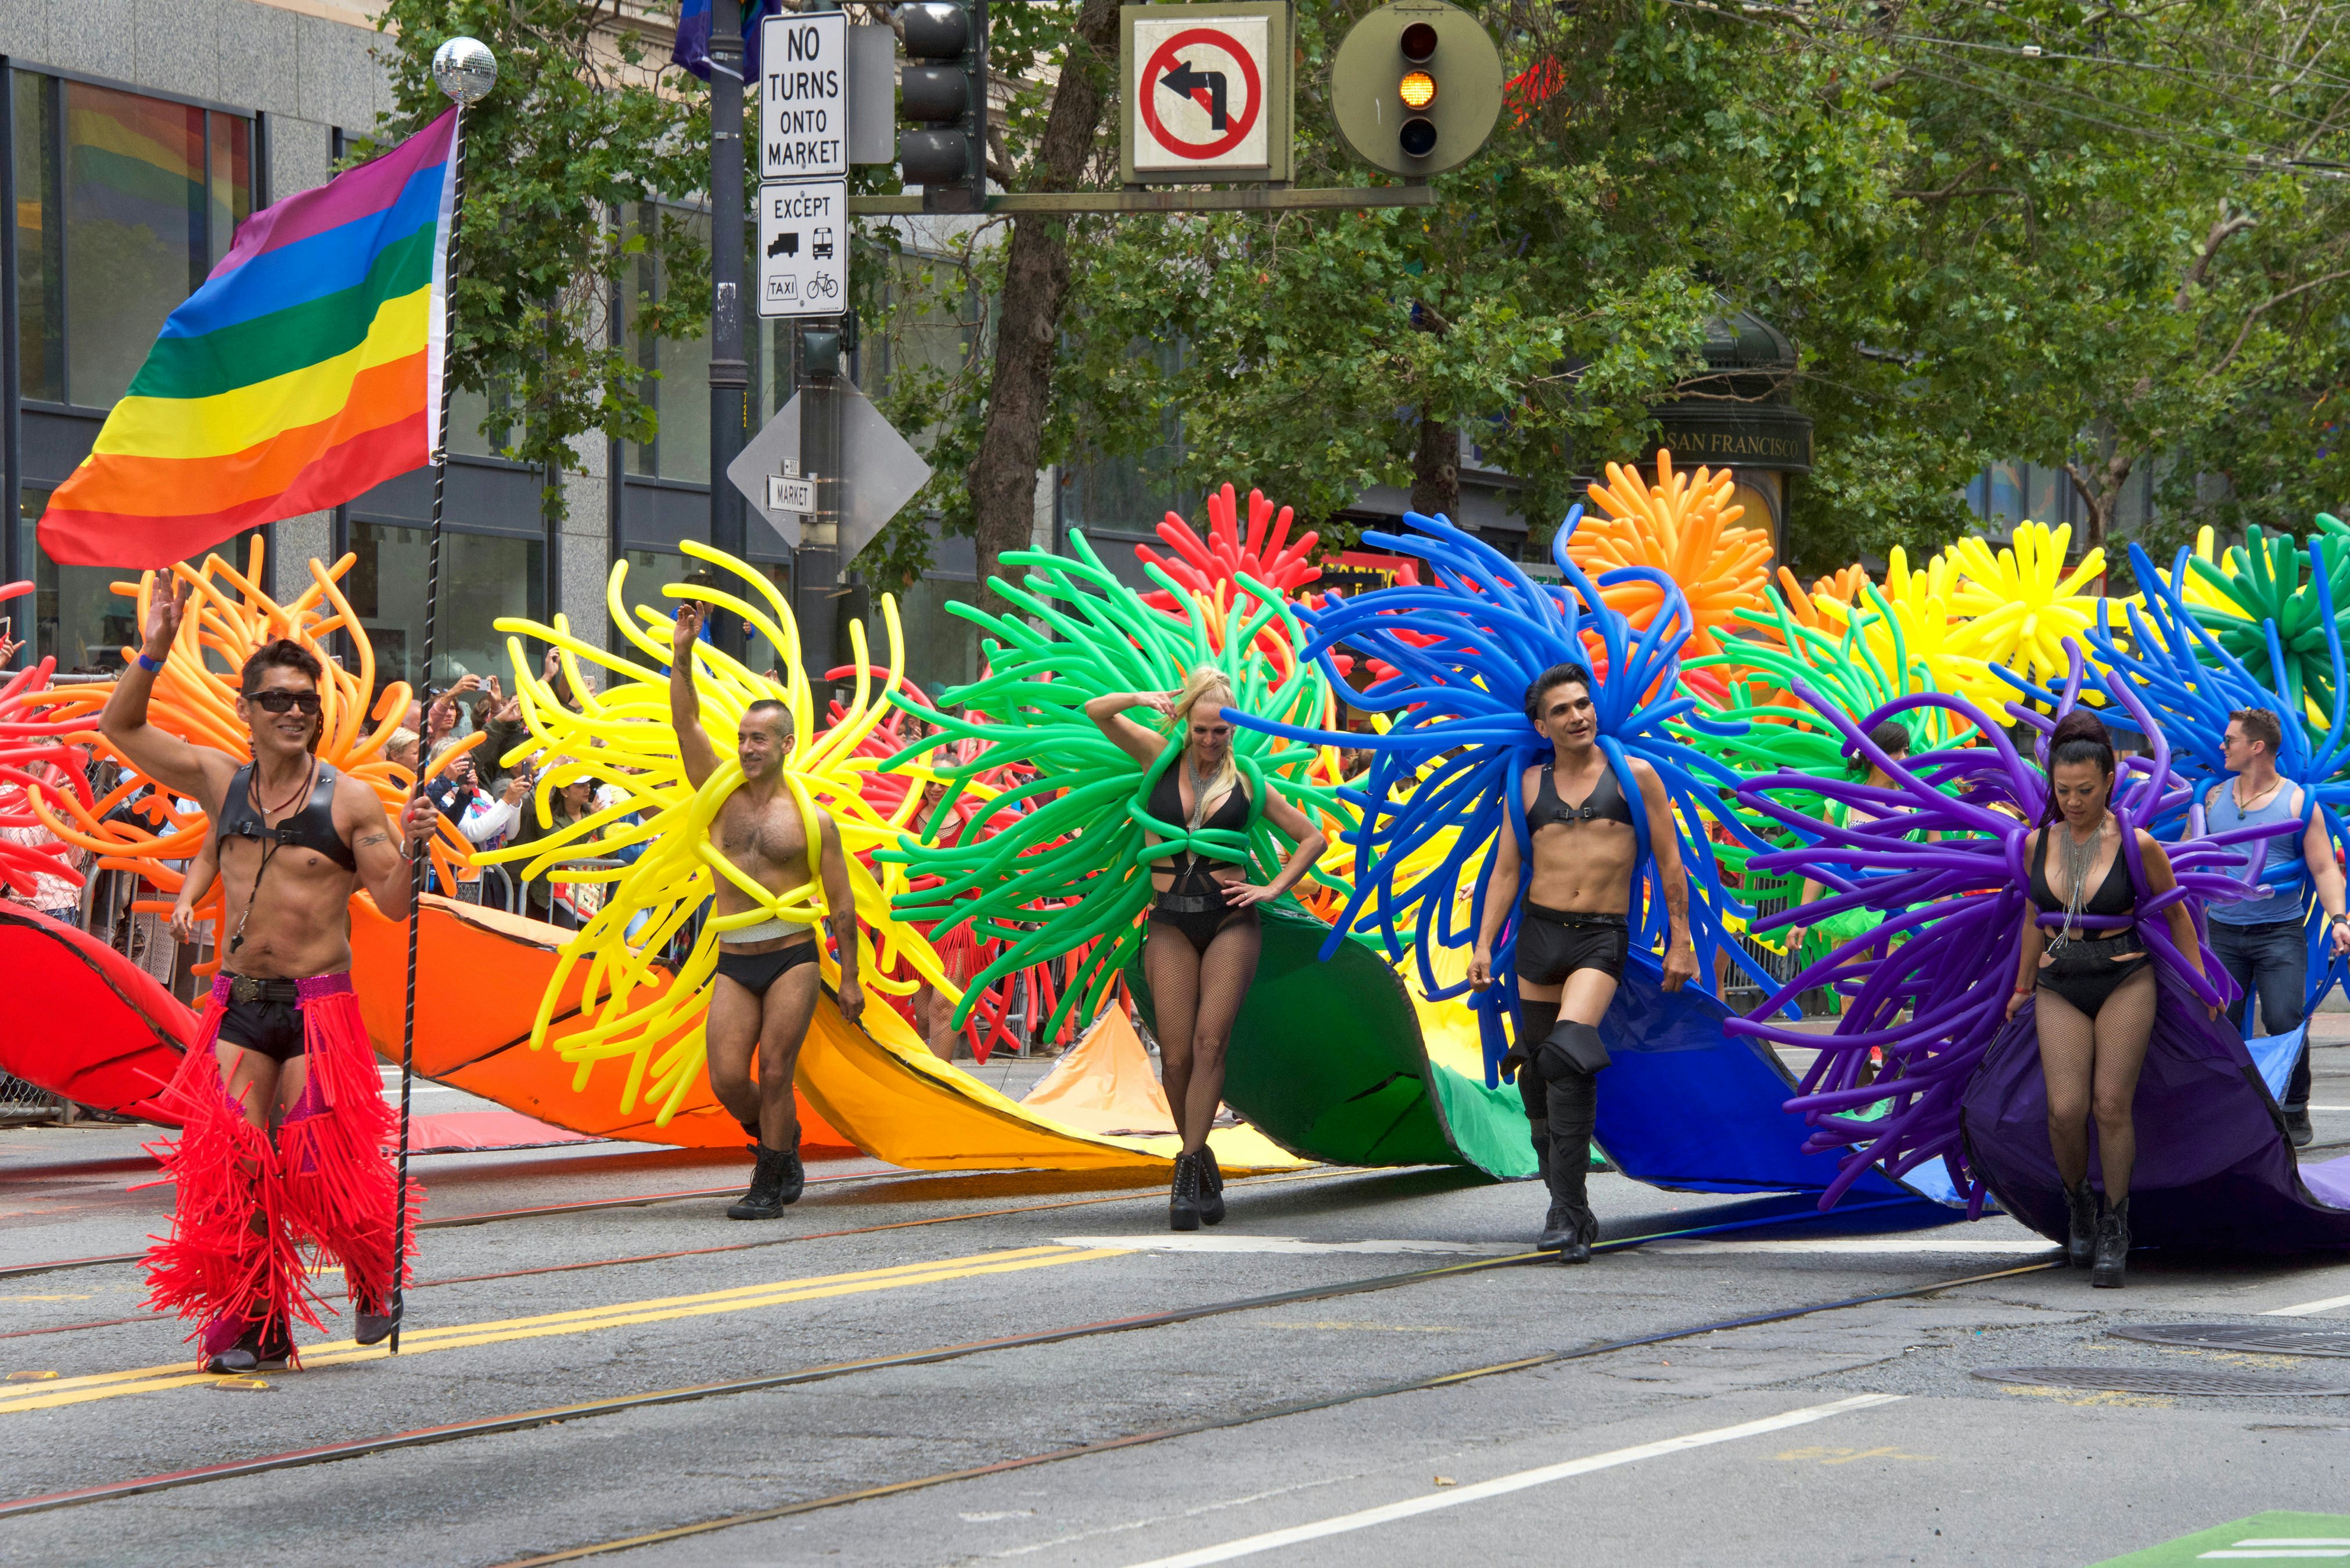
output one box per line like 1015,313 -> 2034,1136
1469,662 -> 1699,1263
670,601 -> 864,1220
103,576 -> 437,1372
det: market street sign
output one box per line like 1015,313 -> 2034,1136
726,380 -> 933,563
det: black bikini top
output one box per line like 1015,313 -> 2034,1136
1146,763 -> 1252,892
215,761 -> 357,872
1526,761 -> 1636,831
2028,824 -> 2133,920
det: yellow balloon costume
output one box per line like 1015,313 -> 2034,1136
475,541 -> 951,1126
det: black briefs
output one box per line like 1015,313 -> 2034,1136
1150,889 -> 1259,957
714,940 -> 821,999
2036,932 -> 2150,1019
1517,904 -> 1630,986
215,976 -> 307,1063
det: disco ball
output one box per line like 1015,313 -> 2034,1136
432,37 -> 498,105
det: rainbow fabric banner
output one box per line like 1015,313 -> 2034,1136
38,110 -> 457,569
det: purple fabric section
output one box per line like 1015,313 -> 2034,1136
209,110 -> 455,281
209,970 -> 355,1004
1962,965 -> 2350,1252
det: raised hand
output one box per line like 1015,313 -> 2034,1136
143,575 -> 193,657
673,600 -> 705,661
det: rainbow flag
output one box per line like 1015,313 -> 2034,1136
38,110 -> 457,568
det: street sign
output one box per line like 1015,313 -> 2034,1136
767,474 -> 815,514
1120,4 -> 1291,184
756,179 -> 848,319
726,380 -> 934,564
758,10 -> 847,179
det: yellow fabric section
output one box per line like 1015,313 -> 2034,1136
88,286 -> 429,461
795,983 -> 1307,1174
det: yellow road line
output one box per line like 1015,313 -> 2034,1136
0,1245 -> 1130,1416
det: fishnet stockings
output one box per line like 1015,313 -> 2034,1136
2034,964 -> 2158,1202
1145,915 -> 1262,1152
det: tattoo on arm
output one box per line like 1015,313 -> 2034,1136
354,831 -> 390,850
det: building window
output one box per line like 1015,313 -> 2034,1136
1061,339 -> 1194,537
347,522 -> 545,703
14,74 -> 251,410
19,484 -> 261,673
626,204 -> 713,484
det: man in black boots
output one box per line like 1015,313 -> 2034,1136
1469,663 -> 1699,1263
669,601 -> 864,1219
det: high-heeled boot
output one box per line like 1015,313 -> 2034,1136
1169,1151 -> 1202,1232
2091,1196 -> 2130,1288
1197,1146 -> 1226,1226
2065,1181 -> 2099,1269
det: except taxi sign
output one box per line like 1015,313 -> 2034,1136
757,179 -> 847,319
1120,3 -> 1291,184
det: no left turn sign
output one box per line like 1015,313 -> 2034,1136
1129,11 -> 1273,173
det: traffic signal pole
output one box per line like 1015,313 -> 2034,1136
795,0 -> 844,702
709,0 -> 749,662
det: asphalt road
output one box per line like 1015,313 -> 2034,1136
2,1037 -> 2349,1567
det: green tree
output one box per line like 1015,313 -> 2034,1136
364,0 -> 713,522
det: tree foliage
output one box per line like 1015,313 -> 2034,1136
364,0 -> 713,520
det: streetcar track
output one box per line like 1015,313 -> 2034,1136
498,1257 -> 2063,1567
0,1166 -> 1372,1343
0,1164 -> 986,1283
0,1195 -> 1967,1521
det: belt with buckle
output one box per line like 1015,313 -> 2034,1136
226,975 -> 303,1005
1156,893 -> 1227,915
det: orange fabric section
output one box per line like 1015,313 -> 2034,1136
1018,1008 -> 1177,1137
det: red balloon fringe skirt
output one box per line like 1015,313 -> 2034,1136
138,972 -> 420,1366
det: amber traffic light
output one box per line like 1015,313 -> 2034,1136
1330,0 -> 1502,177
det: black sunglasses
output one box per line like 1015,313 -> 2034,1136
245,689 -> 322,715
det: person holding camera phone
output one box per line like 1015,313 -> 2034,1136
1467,662 -> 1699,1264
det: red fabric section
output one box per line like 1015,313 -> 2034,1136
140,986 -> 421,1366
0,907 -> 193,1121
38,411 -> 428,568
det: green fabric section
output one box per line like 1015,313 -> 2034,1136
1130,902 -> 1529,1178
124,222 -> 437,401
2087,1512 -> 2350,1566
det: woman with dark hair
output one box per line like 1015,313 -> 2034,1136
2004,709 -> 2207,1287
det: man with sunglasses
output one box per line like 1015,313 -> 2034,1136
100,576 -> 438,1374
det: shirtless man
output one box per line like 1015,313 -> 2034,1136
670,600 -> 863,1220
1468,661 -> 1698,1263
103,576 -> 437,1370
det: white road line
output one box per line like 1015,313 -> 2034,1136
2262,1292 -> 2350,1318
1118,1394 -> 1905,1568
1052,1236 -> 1519,1257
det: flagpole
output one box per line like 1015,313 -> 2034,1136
394,37 -> 497,1358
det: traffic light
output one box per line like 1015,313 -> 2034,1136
897,0 -> 989,213
1331,0 -> 1502,178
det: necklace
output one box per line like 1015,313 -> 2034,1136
251,757 -> 317,819
2233,775 -> 2283,814
2050,812 -> 2105,950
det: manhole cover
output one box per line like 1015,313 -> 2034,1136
2114,1324 -> 2350,1358
1974,1365 -> 2350,1396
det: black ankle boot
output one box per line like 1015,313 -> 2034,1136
773,1139 -> 805,1206
1196,1146 -> 1226,1226
728,1144 -> 795,1220
206,1320 -> 262,1374
255,1315 -> 296,1370
2091,1197 -> 2130,1288
1169,1151 -> 1202,1232
2065,1181 -> 2099,1269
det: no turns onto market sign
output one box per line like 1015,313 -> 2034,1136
1120,3 -> 1293,183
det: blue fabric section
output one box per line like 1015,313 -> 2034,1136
2248,1027 -> 2305,1102
163,163 -> 445,337
1586,952 -> 1941,1203
671,0 -> 786,81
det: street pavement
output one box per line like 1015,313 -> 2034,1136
1,1037 -> 2348,1567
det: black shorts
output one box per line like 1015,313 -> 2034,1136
1517,904 -> 1630,986
217,997 -> 306,1063
713,940 -> 821,999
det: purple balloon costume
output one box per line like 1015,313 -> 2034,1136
1729,655 -> 2350,1251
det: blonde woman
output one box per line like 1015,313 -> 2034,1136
1087,668 -> 1328,1229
